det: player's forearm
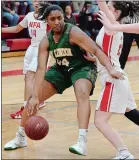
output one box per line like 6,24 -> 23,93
32,68 -> 45,98
2,26 -> 20,33
95,47 -> 113,72
97,1 -> 116,24
97,1 -> 107,13
111,23 -> 139,33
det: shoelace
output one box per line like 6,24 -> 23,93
78,135 -> 87,143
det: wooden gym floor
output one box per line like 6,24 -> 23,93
2,46 -> 139,159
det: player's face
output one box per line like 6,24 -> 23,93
32,0 -> 39,12
47,10 -> 64,33
65,6 -> 72,15
108,1 -> 121,21
107,1 -> 116,14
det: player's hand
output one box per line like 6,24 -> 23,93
97,11 -> 113,31
26,96 -> 39,115
84,52 -> 97,62
108,68 -> 125,80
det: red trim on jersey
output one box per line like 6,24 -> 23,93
102,33 -> 111,56
107,83 -> 114,112
102,33 -> 113,55
99,82 -> 114,112
102,33 -> 113,65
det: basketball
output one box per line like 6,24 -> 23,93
25,116 -> 49,140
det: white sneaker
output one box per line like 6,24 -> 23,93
69,143 -> 87,156
113,153 -> 134,159
4,132 -> 27,150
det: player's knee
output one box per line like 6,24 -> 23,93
24,74 -> 32,83
94,117 -> 103,130
76,89 -> 90,101
25,71 -> 35,82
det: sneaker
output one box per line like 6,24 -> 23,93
69,143 -> 87,156
10,102 -> 45,119
39,102 -> 46,109
4,132 -> 27,150
10,106 -> 24,119
113,153 -> 134,159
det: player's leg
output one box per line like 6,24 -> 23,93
10,47 -> 49,119
125,78 -> 139,125
125,109 -> 139,126
4,65 -> 66,150
21,80 -> 57,127
94,75 -> 134,159
20,64 -> 66,128
25,54 -> 51,109
74,79 -> 92,129
24,71 -> 35,101
10,70 -> 40,119
69,79 -> 92,156
4,79 -> 57,151
69,65 -> 97,156
123,34 -> 139,124
25,55 -> 50,109
94,111 -> 134,159
10,46 -> 36,119
119,33 -> 133,69
134,33 -> 139,48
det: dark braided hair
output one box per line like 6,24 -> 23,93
38,3 -> 64,21
112,1 -> 139,20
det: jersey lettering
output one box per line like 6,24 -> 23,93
56,58 -> 69,67
29,22 -> 40,28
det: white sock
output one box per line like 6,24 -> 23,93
17,126 -> 25,138
78,129 -> 88,144
23,101 -> 27,107
118,145 -> 130,157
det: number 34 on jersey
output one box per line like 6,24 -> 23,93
56,58 -> 69,67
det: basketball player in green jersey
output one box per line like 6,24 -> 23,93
4,4 -> 124,155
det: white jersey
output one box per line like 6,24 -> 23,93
19,12 -> 47,47
95,27 -> 137,113
96,27 -> 123,72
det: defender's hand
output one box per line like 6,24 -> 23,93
109,68 -> 125,80
97,11 -> 113,31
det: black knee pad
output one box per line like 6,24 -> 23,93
125,109 -> 139,126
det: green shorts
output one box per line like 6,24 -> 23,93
44,64 -> 97,95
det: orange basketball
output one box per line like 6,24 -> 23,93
25,116 -> 49,140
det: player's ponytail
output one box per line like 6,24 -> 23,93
38,3 -> 64,21
113,1 -> 139,21
38,2 -> 51,21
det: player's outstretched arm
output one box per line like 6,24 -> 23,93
70,26 -> 123,79
98,11 -> 139,34
2,24 -> 24,33
97,0 -> 117,24
2,13 -> 29,33
111,23 -> 139,34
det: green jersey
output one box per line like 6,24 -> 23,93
48,23 -> 96,71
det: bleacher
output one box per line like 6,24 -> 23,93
2,12 -> 136,56
1,13 -> 80,54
